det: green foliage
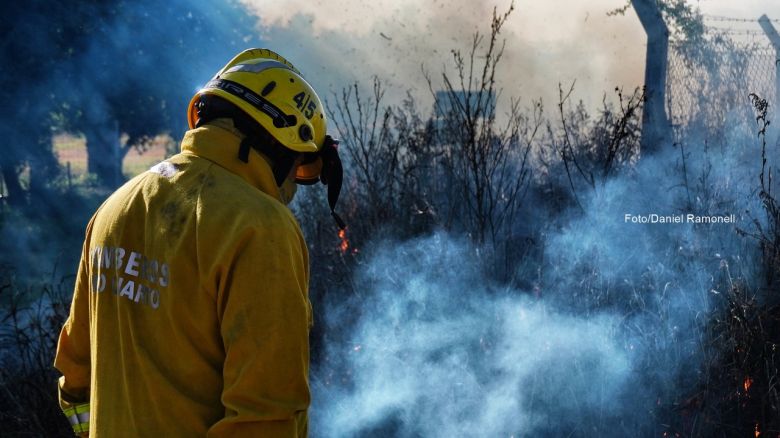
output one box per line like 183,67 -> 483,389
608,0 -> 705,43
659,0 -> 706,43
1,0 -> 259,191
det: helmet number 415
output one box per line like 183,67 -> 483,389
293,92 -> 317,119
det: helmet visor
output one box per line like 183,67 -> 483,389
295,154 -> 322,185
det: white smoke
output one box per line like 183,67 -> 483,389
307,133 -> 762,436
239,0 -> 647,110
311,234 -> 633,437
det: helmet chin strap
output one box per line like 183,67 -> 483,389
320,136 -> 346,229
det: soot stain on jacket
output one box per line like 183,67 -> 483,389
159,201 -> 185,238
160,171 -> 217,238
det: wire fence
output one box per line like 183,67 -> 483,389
666,24 -> 778,141
703,14 -> 780,24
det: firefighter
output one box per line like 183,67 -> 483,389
54,48 -> 342,437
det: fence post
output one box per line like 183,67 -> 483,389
66,162 -> 72,191
758,14 -> 780,145
632,0 -> 671,155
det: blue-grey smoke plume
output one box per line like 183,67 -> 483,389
312,234 -> 632,436
310,123 -> 764,436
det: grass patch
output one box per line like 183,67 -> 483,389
52,133 -> 171,180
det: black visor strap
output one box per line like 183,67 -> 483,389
203,79 -> 297,129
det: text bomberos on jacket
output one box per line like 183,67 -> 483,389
89,246 -> 169,310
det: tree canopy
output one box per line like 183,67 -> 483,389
0,0 -> 260,196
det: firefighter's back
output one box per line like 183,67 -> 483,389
86,149 -> 303,436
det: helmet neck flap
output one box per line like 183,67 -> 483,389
195,94 -> 298,187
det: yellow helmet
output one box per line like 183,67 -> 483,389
188,48 -> 346,229
187,48 -> 326,153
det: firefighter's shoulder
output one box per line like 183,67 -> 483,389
197,164 -> 300,234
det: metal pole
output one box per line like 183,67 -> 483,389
758,15 -> 780,145
632,0 -> 672,156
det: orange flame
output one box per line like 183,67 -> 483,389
744,376 -> 753,393
338,229 -> 349,253
754,423 -> 760,437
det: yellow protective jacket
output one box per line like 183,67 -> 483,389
54,123 -> 312,437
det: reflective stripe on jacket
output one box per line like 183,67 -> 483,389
54,122 -> 312,437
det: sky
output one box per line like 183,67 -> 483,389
238,0 -> 779,112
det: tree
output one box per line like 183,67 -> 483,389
61,0 -> 259,187
0,1 -> 105,203
0,0 -> 261,195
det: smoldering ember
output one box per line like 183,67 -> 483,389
624,213 -> 737,224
